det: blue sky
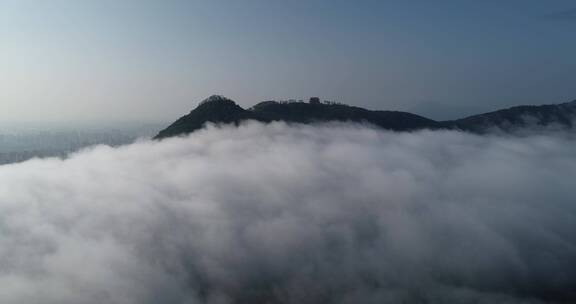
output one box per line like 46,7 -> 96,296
1,0 -> 575,122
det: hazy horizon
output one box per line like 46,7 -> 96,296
2,0 -> 576,123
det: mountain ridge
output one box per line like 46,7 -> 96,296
155,96 -> 576,139
444,99 -> 576,132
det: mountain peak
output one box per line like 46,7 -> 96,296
156,96 -> 576,139
155,96 -> 439,139
195,95 -> 239,110
200,95 -> 235,105
154,95 -> 253,139
190,95 -> 245,114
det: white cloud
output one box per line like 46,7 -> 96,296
0,122 -> 574,303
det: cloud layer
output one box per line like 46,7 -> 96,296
0,122 -> 575,303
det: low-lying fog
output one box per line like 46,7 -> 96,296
0,122 -> 574,303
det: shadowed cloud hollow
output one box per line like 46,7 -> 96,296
0,122 -> 575,303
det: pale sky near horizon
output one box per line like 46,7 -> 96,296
1,0 -> 575,123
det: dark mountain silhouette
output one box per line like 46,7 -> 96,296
444,100 -> 576,132
155,96 -> 255,139
155,96 -> 576,139
155,96 -> 440,139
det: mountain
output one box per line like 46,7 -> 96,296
155,96 -> 256,139
155,96 -> 441,139
155,96 -> 576,139
443,100 -> 576,133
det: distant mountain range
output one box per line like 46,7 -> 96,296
445,100 -> 576,132
155,95 -> 576,139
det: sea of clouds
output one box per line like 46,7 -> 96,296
0,122 -> 574,304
